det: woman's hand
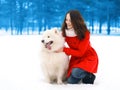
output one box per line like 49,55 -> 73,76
55,47 -> 63,53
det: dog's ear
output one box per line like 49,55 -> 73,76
53,28 -> 58,34
54,29 -> 58,34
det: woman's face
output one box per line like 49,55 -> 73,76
65,13 -> 73,29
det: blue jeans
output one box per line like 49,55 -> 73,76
67,68 -> 88,84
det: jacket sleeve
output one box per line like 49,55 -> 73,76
63,32 -> 90,57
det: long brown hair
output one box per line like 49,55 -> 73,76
61,10 -> 89,40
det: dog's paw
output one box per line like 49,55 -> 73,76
57,80 -> 63,84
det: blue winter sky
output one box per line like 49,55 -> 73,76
0,0 -> 120,35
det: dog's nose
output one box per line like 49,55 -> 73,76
41,40 -> 44,43
50,41 -> 53,44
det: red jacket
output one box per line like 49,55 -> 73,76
63,31 -> 98,78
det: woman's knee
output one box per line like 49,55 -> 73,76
71,68 -> 87,79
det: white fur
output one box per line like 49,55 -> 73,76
41,28 -> 69,84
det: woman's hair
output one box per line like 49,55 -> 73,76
61,10 -> 89,40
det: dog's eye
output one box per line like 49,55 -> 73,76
47,36 -> 50,38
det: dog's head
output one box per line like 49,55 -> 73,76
41,28 -> 64,52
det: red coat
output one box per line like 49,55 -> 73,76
63,31 -> 98,78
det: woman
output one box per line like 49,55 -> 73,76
58,10 -> 99,84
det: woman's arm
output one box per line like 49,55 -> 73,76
63,32 -> 90,57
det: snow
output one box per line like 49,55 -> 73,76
0,34 -> 120,90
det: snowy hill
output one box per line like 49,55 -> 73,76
0,35 -> 120,90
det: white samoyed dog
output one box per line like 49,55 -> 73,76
40,28 -> 69,84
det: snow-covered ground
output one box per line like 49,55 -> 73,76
0,34 -> 120,90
